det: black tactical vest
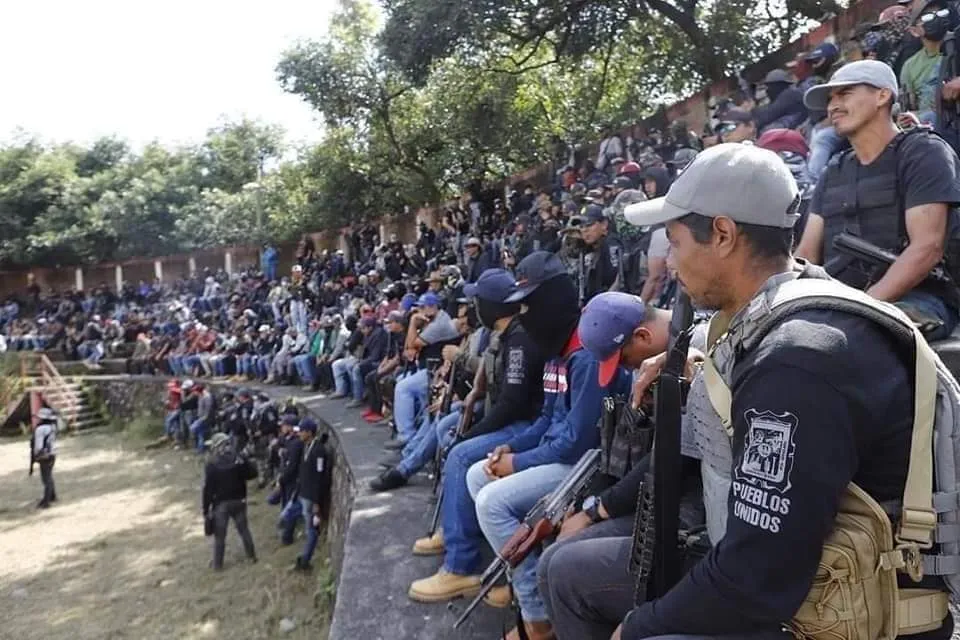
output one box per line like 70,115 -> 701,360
819,129 -> 960,310
482,316 -> 523,415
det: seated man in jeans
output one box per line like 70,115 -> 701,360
389,292 -> 460,447
407,265 -> 548,605
346,315 -> 389,409
373,269 -> 521,492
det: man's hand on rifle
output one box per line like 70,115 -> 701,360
441,344 -> 460,363
558,511 -> 592,540
630,347 -> 705,409
483,444 -> 514,479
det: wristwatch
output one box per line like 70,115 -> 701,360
582,495 -> 604,523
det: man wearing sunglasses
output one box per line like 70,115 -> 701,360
901,1 -> 953,123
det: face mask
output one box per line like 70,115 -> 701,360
476,299 -> 518,330
517,277 -> 580,358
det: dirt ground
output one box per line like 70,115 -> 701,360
0,430 -> 331,640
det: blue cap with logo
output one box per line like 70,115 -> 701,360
578,292 -> 649,386
505,251 -> 569,303
463,268 -> 518,303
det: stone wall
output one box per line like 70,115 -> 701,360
84,376 -> 168,424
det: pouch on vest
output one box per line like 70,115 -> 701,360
702,279 -> 953,639
600,395 -> 654,479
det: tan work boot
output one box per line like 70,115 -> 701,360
408,568 -> 481,603
504,621 -> 555,640
483,584 -> 513,609
483,584 -> 512,608
412,530 -> 444,556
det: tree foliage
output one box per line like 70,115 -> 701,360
0,119 -> 319,270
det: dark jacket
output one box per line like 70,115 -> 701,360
202,448 -> 257,513
298,435 -> 332,515
279,435 -> 304,490
359,325 -> 388,368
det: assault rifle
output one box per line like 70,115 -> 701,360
453,448 -> 601,629
630,290 -> 694,603
28,428 -> 35,476
426,361 -> 461,537
831,233 -> 953,286
427,407 -> 467,538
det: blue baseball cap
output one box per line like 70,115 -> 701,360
505,252 -> 569,303
579,292 -> 649,386
281,414 -> 298,426
574,204 -> 606,225
400,293 -> 417,311
295,417 -> 318,434
417,292 -> 441,308
462,268 -> 518,303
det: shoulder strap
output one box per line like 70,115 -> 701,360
705,279 -> 937,549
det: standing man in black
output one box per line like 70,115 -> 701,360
577,204 -> 624,304
294,418 -> 332,572
201,432 -> 258,570
797,59 -> 960,340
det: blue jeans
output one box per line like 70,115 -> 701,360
189,418 -> 209,452
290,300 -> 307,334
350,363 -> 366,401
255,355 -> 272,380
164,410 -> 181,438
469,461 -> 572,622
299,497 -> 319,564
393,368 -> 429,443
807,124 -> 844,180
293,354 -> 316,386
332,356 -> 357,396
397,409 -> 460,478
278,497 -> 302,545
441,422 -> 531,576
898,290 -> 960,341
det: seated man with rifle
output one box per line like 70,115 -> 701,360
605,144 -> 956,639
424,253 -> 609,637
370,299 -> 490,492
463,282 -> 671,640
538,291 -> 714,639
795,60 -> 960,341
407,268 -> 545,600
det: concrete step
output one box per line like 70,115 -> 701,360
71,416 -> 106,431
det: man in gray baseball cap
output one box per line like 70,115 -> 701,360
802,59 -> 899,113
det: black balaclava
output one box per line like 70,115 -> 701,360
923,7 -> 952,42
477,298 -> 520,330
765,81 -> 791,103
518,275 -> 580,358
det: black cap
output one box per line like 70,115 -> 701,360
576,204 -> 606,224
505,252 -> 569,302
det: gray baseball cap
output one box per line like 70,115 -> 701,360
623,143 -> 800,229
802,60 -> 898,111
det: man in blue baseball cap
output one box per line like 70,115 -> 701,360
375,268 -> 544,499
578,291 -> 672,387
294,417 -> 331,572
387,284 -> 462,453
409,252 -> 630,639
